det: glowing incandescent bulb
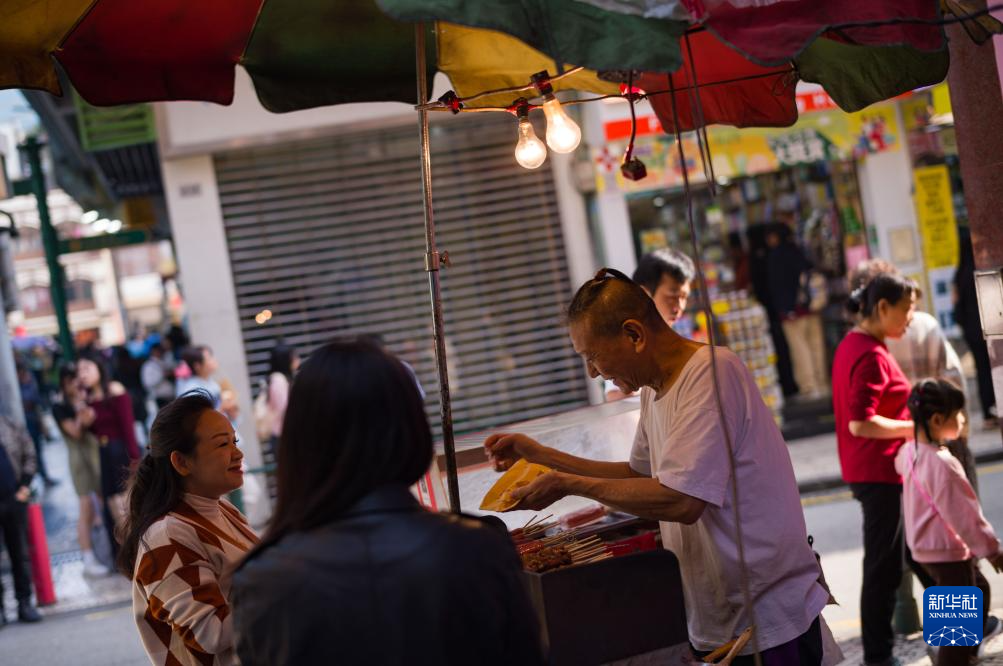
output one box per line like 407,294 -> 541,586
542,97 -> 581,154
514,117 -> 547,169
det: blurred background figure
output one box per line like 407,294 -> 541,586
0,413 -> 43,624
16,361 -> 57,487
953,226 -> 996,428
52,363 -> 110,577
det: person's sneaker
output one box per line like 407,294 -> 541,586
17,603 -> 41,623
82,550 -> 111,577
978,615 -> 1003,658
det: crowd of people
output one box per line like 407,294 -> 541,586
0,238 -> 1000,665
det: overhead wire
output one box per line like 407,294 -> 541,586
666,70 -> 764,665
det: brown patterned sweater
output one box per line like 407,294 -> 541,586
132,494 -> 258,666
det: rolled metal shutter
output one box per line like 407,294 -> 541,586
214,114 -> 589,437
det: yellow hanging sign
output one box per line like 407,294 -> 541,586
913,164 -> 959,270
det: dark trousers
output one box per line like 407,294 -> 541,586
850,483 -> 933,664
692,616 -> 823,665
922,560 -> 991,666
962,325 -> 996,419
767,314 -> 799,396
25,418 -> 50,482
0,498 -> 34,606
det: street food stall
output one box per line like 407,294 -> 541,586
4,2 -> 998,663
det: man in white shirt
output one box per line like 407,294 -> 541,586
485,268 -> 832,663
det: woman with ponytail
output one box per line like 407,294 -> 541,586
832,272 -> 920,666
119,390 -> 256,666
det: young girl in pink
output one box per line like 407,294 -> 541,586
895,378 -> 1003,665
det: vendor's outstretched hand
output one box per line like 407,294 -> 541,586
484,433 -> 545,472
510,471 -> 568,511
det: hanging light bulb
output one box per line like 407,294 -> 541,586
514,104 -> 547,169
541,96 -> 582,154
530,70 -> 582,154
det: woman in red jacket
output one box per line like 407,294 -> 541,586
831,272 -> 918,666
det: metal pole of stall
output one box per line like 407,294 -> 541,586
0,213 -> 25,426
415,23 -> 461,512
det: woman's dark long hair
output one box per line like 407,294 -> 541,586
117,390 -> 216,577
245,340 -> 432,562
78,354 -> 112,403
268,344 -> 296,380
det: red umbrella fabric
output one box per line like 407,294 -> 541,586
683,0 -> 945,65
637,30 -> 797,133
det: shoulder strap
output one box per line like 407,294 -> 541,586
906,444 -> 964,542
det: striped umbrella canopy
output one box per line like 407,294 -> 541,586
2,0 -> 988,131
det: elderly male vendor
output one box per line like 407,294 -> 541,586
485,269 -> 831,664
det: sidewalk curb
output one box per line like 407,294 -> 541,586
796,448 -> 1003,495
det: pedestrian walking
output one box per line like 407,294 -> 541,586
119,391 -> 256,666
954,226 -> 996,427
77,356 -> 140,542
854,259 -> 978,493
141,343 -> 176,415
52,363 -> 111,577
0,414 -> 43,625
895,379 -> 1003,665
832,272 -> 929,666
175,346 -> 222,406
16,362 -> 57,486
231,341 -> 544,666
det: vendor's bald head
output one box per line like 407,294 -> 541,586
567,268 -> 665,338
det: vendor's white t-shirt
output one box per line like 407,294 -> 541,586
630,346 -> 828,653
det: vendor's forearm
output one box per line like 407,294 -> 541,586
563,474 -> 705,524
536,448 -> 639,480
849,416 -> 914,439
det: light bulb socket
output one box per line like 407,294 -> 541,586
513,98 -> 531,120
438,90 -> 462,114
531,70 -> 554,97
621,158 -> 648,182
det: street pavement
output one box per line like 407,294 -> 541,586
0,410 -> 1000,664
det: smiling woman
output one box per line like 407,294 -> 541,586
118,390 -> 257,666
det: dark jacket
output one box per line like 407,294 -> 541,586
0,415 -> 38,488
231,485 -> 545,666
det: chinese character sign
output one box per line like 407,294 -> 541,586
923,587 -> 983,647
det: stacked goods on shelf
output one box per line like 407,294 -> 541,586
711,289 -> 785,427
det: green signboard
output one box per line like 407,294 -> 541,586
58,230 -> 148,255
73,93 -> 156,152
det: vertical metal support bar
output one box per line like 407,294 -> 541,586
0,241 -> 25,426
416,23 -> 461,513
24,137 -> 75,361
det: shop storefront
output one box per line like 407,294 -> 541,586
584,84 -> 959,422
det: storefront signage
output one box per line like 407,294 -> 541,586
595,102 -> 901,194
767,129 -> 837,166
914,164 -> 959,270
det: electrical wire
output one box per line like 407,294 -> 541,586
414,66 -> 586,110
667,73 -> 764,666
420,69 -> 793,115
623,72 -> 638,165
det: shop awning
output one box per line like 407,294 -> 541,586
1,0 -> 989,128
